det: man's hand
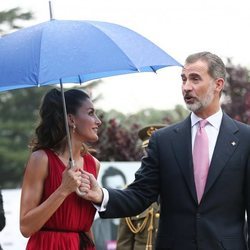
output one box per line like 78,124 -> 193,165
77,170 -> 104,204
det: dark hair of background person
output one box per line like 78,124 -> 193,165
101,166 -> 127,188
30,88 -> 90,154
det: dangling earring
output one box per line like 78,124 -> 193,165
73,124 -> 76,133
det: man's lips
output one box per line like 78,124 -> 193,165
184,95 -> 196,103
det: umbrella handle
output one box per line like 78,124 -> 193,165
69,159 -> 87,196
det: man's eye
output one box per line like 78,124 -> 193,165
191,77 -> 199,81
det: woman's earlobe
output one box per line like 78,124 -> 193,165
67,114 -> 75,125
73,124 -> 76,133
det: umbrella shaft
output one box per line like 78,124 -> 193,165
60,81 -> 75,168
49,1 -> 54,20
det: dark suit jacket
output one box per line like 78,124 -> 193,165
100,113 -> 250,250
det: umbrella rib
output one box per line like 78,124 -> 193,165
86,21 -> 141,72
36,25 -> 46,86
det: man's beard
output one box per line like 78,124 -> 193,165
185,84 -> 215,112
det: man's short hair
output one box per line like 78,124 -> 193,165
185,51 -> 226,80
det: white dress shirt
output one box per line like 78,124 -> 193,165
96,109 -> 223,211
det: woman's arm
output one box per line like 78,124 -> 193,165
20,150 -> 82,237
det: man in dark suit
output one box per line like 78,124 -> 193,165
81,52 -> 250,250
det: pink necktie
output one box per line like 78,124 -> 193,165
193,120 -> 209,203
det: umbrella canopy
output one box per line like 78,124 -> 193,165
0,19 -> 181,91
0,19 -> 181,181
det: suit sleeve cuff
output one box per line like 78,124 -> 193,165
93,188 -> 109,212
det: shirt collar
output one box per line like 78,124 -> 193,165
191,108 -> 223,130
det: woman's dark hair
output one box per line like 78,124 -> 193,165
30,88 -> 90,152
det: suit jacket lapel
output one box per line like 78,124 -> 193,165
203,113 -> 239,198
172,115 -> 198,203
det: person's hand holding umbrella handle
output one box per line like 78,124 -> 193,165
67,158 -> 90,197
60,165 -> 83,195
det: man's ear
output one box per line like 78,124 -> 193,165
215,78 -> 225,93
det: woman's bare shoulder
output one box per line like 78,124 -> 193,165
26,150 -> 49,176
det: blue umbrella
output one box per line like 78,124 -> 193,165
0,20 -> 181,180
0,20 -> 181,91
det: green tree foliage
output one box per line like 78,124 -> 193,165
0,6 -> 34,187
0,7 -> 33,35
0,87 -> 51,188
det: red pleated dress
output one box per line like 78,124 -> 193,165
26,149 -> 97,250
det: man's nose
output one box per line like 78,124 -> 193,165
183,80 -> 193,91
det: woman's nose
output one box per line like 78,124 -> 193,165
95,115 -> 102,126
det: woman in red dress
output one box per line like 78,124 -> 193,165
20,88 -> 102,250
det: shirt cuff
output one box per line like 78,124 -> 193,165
93,188 -> 109,212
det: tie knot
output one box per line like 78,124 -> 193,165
199,119 -> 208,128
